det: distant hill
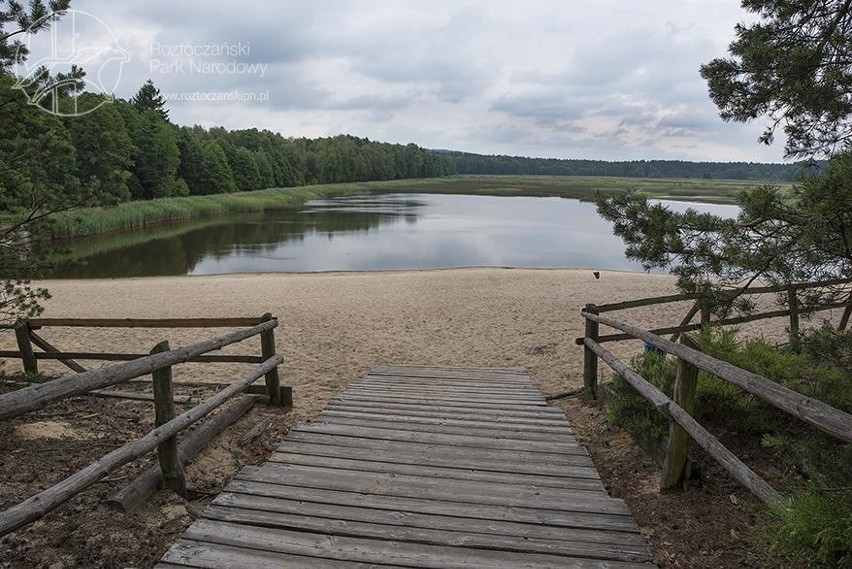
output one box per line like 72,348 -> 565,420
437,150 -> 823,182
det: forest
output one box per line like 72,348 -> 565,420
0,78 -> 456,214
1,74 -> 812,217
446,150 -> 812,180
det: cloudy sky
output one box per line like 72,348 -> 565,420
18,0 -> 785,162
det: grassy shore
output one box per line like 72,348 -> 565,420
42,175 -> 781,240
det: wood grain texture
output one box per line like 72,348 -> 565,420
158,365 -> 652,567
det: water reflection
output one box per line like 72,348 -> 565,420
38,193 -> 737,278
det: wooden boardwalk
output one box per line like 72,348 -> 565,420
157,365 -> 652,568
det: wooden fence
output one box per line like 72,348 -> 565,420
577,295 -> 852,510
584,277 -> 852,350
0,314 -> 289,536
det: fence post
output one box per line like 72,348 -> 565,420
788,286 -> 800,353
583,304 -> 600,397
839,303 -> 852,331
661,334 -> 700,490
260,313 -> 282,406
700,303 -> 711,329
150,340 -> 187,498
14,321 -> 37,375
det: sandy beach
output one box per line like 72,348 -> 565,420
2,267 -> 790,422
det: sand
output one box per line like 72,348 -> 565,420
0,268 -> 791,423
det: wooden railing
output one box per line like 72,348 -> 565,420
0,315 -> 289,536
1,316 -> 275,373
577,307 -> 852,510
584,278 -> 852,349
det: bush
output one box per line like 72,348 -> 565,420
769,486 -> 852,568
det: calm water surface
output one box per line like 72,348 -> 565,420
41,193 -> 739,278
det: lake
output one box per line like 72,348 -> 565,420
39,193 -> 740,278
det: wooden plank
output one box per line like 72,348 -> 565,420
366,373 -> 531,387
213,492 -> 647,548
273,441 -> 597,478
201,505 -> 650,562
29,317 -> 263,328
334,394 -> 549,410
364,371 -> 532,382
291,423 -> 582,453
160,539 -> 377,568
348,384 -> 542,397
327,399 -> 566,420
284,431 -> 593,464
319,410 -> 574,434
341,389 -> 546,405
181,518 -> 649,568
364,374 -> 534,386
268,452 -> 603,490
349,379 -> 540,392
361,375 -> 534,386
314,416 -> 575,443
237,465 -> 624,513
323,403 -> 570,424
226,479 -> 639,533
373,364 -> 528,375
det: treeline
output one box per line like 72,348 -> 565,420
1,74 -> 816,217
444,151 -> 813,181
0,79 -> 455,212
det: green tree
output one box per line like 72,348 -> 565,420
198,139 -> 237,194
130,79 -> 169,121
1,1 -> 79,324
700,0 -> 852,159
64,93 -> 134,204
228,146 -> 261,191
599,0 -> 852,314
118,103 -> 185,199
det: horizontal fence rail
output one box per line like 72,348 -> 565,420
593,277 -> 852,313
579,300 -> 852,345
0,351 -> 267,364
0,317 -> 265,330
0,319 -> 277,422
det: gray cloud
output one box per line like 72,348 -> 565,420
25,0 -> 789,162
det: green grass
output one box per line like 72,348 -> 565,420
35,175 -> 785,240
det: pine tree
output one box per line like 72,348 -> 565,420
130,79 -> 170,121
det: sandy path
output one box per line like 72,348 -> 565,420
2,268 -> 788,422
